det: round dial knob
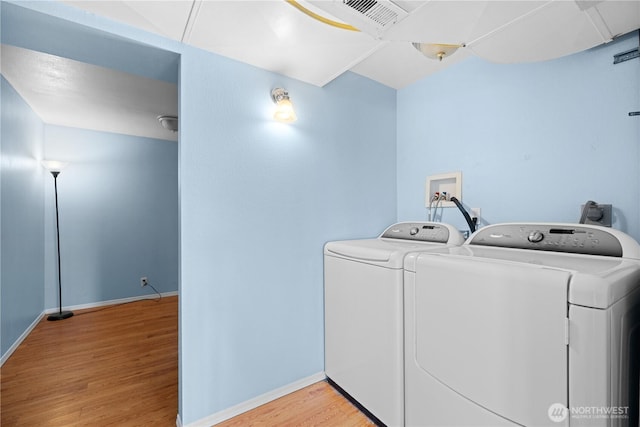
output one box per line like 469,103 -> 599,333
528,230 -> 544,243
410,227 -> 419,236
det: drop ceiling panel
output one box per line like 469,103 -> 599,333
463,1 -> 551,43
62,0 -> 192,41
184,0 -> 383,86
594,0 -> 640,38
2,44 -> 178,141
468,1 -> 607,63
381,1 -> 489,43
351,40 -> 473,89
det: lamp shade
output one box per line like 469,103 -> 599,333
41,160 -> 69,173
412,42 -> 463,61
273,98 -> 297,123
271,88 -> 297,123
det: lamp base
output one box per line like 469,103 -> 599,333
47,311 -> 74,321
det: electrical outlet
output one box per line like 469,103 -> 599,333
140,277 -> 148,287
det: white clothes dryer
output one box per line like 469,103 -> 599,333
404,223 -> 640,427
324,222 -> 465,427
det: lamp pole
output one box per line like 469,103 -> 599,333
42,161 -> 73,321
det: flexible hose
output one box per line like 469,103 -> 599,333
450,197 -> 476,233
285,0 -> 361,32
434,197 -> 443,222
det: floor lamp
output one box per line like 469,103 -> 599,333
42,160 -> 73,321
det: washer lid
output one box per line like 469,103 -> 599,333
464,223 -> 640,308
413,245 -> 640,309
325,222 -> 465,269
325,239 -> 443,268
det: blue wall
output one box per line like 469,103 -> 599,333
397,33 -> 640,241
1,76 -> 45,357
43,125 -> 179,308
179,51 -> 396,422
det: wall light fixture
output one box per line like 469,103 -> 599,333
271,88 -> 297,123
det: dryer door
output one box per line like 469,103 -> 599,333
412,254 -> 570,426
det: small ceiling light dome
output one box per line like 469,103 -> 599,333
157,115 -> 178,132
271,88 -> 297,123
412,42 -> 464,61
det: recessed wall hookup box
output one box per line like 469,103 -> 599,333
425,171 -> 462,208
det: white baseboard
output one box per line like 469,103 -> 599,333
44,291 -> 179,314
183,371 -> 327,427
2,291 -> 178,366
1,311 -> 46,366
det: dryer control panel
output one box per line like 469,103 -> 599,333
469,223 -> 624,257
381,222 -> 463,244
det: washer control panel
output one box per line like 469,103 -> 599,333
469,224 -> 623,257
381,222 -> 452,243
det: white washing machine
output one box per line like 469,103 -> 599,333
404,223 -> 640,427
324,222 -> 465,427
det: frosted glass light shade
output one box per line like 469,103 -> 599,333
412,42 -> 463,61
271,88 -> 297,123
41,160 -> 69,173
273,98 -> 297,123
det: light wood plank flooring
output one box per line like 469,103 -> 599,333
1,296 -> 374,426
216,381 -> 376,427
1,296 -> 178,426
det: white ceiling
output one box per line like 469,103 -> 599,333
1,44 -> 179,142
62,0 -> 640,89
2,1 -> 638,141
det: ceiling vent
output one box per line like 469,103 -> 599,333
343,0 -> 401,28
310,0 -> 409,38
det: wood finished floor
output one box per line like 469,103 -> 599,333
1,296 -> 374,426
1,296 -> 178,426
215,381 -> 376,427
